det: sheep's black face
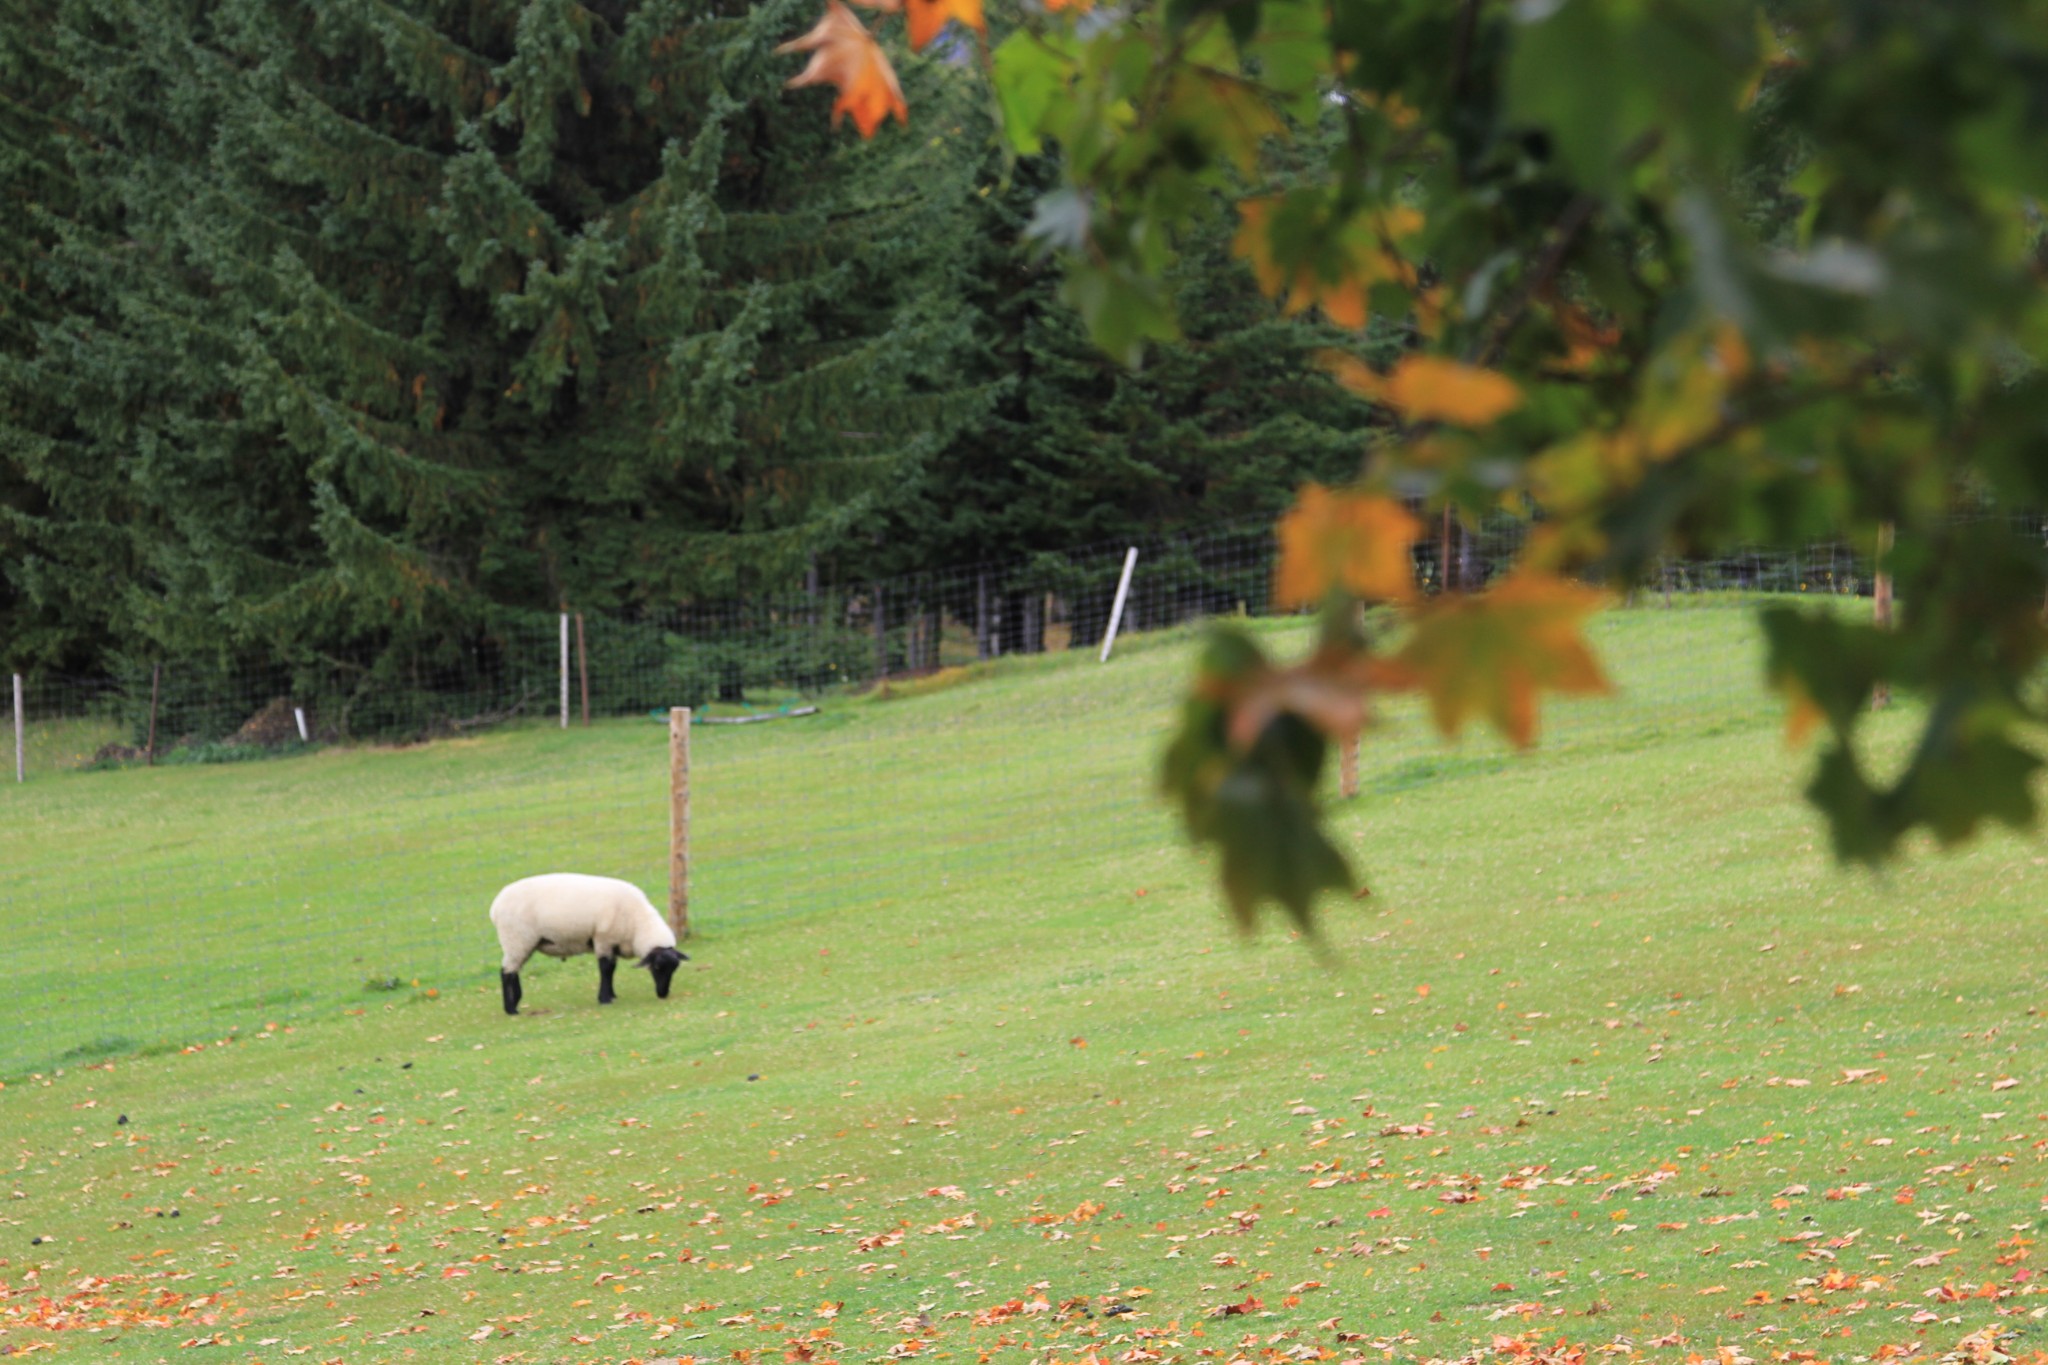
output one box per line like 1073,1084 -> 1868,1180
642,946 -> 687,998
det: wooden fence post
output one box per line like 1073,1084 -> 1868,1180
1340,734 -> 1359,799
976,570 -> 991,660
668,706 -> 691,941
11,673 -> 22,784
558,612 -> 570,729
1872,522 -> 1894,710
575,612 -> 590,726
1440,506 -> 1456,593
872,584 -> 887,684
145,663 -> 161,766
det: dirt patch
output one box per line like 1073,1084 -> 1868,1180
229,698 -> 305,748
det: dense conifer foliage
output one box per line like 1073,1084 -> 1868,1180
0,1 -> 1372,725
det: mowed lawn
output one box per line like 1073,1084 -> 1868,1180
2,605 -> 2045,1363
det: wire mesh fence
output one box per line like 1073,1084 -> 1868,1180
0,516 -> 1907,1077
0,515 -> 1898,777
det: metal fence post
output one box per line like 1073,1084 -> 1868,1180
1099,548 -> 1140,663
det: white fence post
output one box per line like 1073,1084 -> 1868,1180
293,706 -> 309,743
11,674 -> 22,783
1099,548 -> 1139,663
559,612 -> 570,729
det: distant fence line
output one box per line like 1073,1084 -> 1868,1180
4,515 -> 1900,778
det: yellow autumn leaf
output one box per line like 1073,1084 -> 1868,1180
1274,485 -> 1422,608
1232,199 -> 1422,331
1339,355 -> 1522,426
1380,569 -> 1612,747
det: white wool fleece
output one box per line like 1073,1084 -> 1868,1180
490,873 -> 677,971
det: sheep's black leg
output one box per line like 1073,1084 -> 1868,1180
501,970 -> 522,1016
597,954 -> 617,1005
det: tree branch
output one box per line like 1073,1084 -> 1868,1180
1473,130 -> 1663,368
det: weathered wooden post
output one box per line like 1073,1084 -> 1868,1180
145,663 -> 162,766
1872,523 -> 1894,710
668,706 -> 691,940
872,584 -> 887,684
575,612 -> 591,726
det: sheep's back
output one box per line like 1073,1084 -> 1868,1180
491,873 -> 649,947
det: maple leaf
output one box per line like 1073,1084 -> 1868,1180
1216,647 -> 1384,755
1273,484 -> 1422,607
777,1 -> 907,138
1381,569 -> 1612,747
849,0 -> 985,49
905,0 -> 984,49
1330,354 -> 1524,427
1777,673 -> 1824,749
1233,197 -> 1423,330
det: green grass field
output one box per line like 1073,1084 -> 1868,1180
3,604 -> 2045,1363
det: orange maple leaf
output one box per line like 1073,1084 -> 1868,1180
1381,569 -> 1612,747
1274,484 -> 1421,608
1543,300 -> 1623,375
849,0 -> 985,48
1233,198 -> 1422,331
777,1 -> 907,138
1330,354 -> 1523,426
905,0 -> 984,49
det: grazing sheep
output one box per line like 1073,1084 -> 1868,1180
490,873 -> 688,1015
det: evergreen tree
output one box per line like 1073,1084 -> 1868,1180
1,0 -> 981,722
862,133 -> 1384,652
0,0 -> 89,671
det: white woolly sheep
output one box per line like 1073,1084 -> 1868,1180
489,873 -> 688,1015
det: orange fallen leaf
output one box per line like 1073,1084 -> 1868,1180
777,1 -> 907,138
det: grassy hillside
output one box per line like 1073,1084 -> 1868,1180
2,603 -> 2044,1362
